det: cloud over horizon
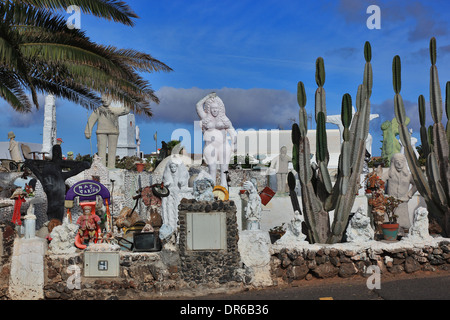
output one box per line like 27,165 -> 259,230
145,86 -> 299,130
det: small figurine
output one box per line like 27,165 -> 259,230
76,204 -> 101,244
10,188 -> 26,226
243,180 -> 262,230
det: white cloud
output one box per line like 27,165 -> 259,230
146,86 -> 299,130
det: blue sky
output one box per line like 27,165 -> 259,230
1,0 -> 450,158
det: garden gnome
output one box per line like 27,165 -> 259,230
85,95 -> 130,169
382,153 -> 417,229
270,146 -> 291,193
8,131 -> 21,162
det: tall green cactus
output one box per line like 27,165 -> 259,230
291,42 -> 373,244
393,37 -> 450,237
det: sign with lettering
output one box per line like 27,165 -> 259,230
74,181 -> 102,197
65,180 -> 110,203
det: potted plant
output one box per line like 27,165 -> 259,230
381,196 -> 402,241
269,223 -> 286,244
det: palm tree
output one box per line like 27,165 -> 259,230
0,1 -> 172,116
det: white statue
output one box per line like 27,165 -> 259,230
85,95 -> 130,168
193,170 -> 215,202
405,207 -> 432,241
269,146 -> 292,193
345,206 -> 374,242
161,157 -> 190,233
382,153 -> 417,228
196,93 -> 237,188
243,180 -> 262,230
275,210 -> 308,246
8,131 -> 21,162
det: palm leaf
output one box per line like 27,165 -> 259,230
10,0 -> 138,26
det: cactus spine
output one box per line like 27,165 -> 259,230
291,42 -> 373,244
393,37 -> 450,236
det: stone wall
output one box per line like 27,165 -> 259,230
44,250 -> 185,300
177,199 -> 244,285
270,240 -> 450,284
0,223 -> 15,299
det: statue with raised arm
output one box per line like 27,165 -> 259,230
85,95 -> 130,169
196,93 -> 237,188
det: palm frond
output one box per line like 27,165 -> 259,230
10,0 -> 138,26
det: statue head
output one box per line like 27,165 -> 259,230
8,131 -> 15,140
101,95 -> 112,107
169,162 -> 178,173
204,95 -> 225,118
391,153 -> 407,172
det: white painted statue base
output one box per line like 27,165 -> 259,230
238,230 -> 273,287
9,238 -> 47,300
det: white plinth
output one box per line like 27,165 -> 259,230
238,230 -> 273,287
9,237 -> 47,300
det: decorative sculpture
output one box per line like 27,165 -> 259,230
381,153 -> 417,228
8,131 -> 22,162
24,144 -> 91,222
406,207 -> 433,241
85,95 -> 130,169
76,203 -> 101,245
161,158 -> 190,233
193,170 -> 215,202
345,206 -> 375,242
243,180 -> 262,230
196,93 -> 237,188
269,146 -> 292,193
275,210 -> 308,245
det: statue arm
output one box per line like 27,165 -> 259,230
196,93 -> 216,119
407,177 -> 417,199
85,112 -> 98,139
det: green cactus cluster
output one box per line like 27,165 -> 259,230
290,42 -> 373,244
393,37 -> 450,236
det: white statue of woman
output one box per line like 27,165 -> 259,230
196,93 -> 237,188
161,158 -> 190,233
243,180 -> 262,230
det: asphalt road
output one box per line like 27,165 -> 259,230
190,271 -> 450,301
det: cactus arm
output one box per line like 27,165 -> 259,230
446,82 -> 450,146
419,95 -> 431,158
393,55 -> 434,204
428,38 -> 450,204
